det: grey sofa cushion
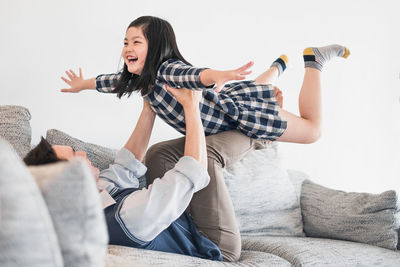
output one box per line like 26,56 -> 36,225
29,159 -> 108,267
46,129 -> 117,171
0,105 -> 32,158
242,235 -> 400,267
301,179 -> 400,250
223,143 -> 304,237
0,138 -> 63,267
106,245 -> 292,266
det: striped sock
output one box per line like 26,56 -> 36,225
270,54 -> 289,76
303,44 -> 350,71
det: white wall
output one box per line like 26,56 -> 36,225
1,0 -> 399,193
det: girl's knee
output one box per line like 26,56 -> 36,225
305,127 -> 321,144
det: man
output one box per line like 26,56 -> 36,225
24,87 -> 222,261
60,67 -> 281,262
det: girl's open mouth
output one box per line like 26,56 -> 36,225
127,56 -> 138,63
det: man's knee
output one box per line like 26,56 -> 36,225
145,142 -> 167,163
144,138 -> 184,165
221,234 -> 241,262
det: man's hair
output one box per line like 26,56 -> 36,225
23,137 -> 62,166
113,15 -> 191,98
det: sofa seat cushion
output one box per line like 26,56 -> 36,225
242,236 -> 400,266
106,245 -> 292,266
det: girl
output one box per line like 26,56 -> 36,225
61,15 -> 350,144
61,16 -> 350,261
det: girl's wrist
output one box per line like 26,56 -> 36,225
83,78 -> 96,90
183,103 -> 200,115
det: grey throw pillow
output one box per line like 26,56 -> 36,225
0,105 -> 32,158
0,138 -> 63,267
29,159 -> 108,267
223,143 -> 304,237
46,129 -> 147,189
301,179 -> 400,250
46,129 -> 117,171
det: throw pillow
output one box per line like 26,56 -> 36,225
0,138 -> 63,267
0,105 -> 32,158
46,129 -> 146,188
301,179 -> 400,250
223,143 -> 304,237
29,159 -> 108,267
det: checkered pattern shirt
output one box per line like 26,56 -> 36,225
96,59 -> 287,140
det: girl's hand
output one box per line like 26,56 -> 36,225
164,84 -> 201,108
214,61 -> 253,92
60,68 -> 87,93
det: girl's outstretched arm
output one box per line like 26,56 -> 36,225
61,68 -> 121,93
60,68 -> 96,93
158,60 -> 252,93
200,61 -> 253,92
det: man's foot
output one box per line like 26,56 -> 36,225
303,44 -> 350,71
270,54 -> 289,76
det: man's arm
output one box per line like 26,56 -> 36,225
116,86 -> 209,242
97,99 -> 155,192
124,100 -> 156,162
167,85 -> 207,168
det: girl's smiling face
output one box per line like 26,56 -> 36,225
122,26 -> 148,75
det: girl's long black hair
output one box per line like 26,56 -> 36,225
114,16 -> 191,98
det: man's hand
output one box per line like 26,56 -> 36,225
60,68 -> 95,93
164,84 -> 202,108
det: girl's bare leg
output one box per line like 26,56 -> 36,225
277,45 -> 350,144
278,68 -> 322,143
255,66 -> 279,85
255,55 -> 288,85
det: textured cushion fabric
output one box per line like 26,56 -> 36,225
46,129 -> 147,188
0,105 -> 32,158
223,143 -> 304,237
106,245 -> 292,267
242,236 -> 400,267
29,159 -> 108,267
0,138 -> 63,267
301,179 -> 400,250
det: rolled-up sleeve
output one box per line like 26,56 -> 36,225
96,72 -> 122,93
157,59 -> 210,91
119,156 -> 210,242
99,148 -> 146,191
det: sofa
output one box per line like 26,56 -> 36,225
1,105 -> 399,267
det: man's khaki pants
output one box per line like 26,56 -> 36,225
144,130 -> 268,262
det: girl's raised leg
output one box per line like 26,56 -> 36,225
277,44 -> 350,144
255,55 -> 288,85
